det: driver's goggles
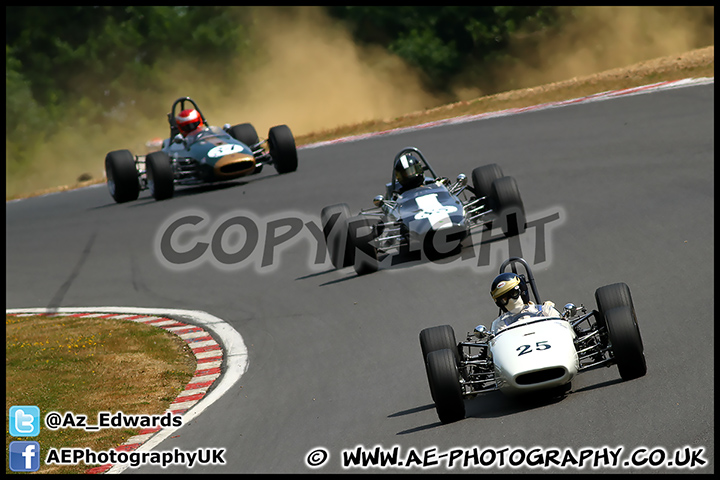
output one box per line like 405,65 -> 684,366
499,288 -> 521,305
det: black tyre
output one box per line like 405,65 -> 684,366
491,176 -> 526,237
321,203 -> 354,269
420,325 -> 459,365
105,149 -> 139,203
426,349 -> 465,424
595,282 -> 646,380
594,282 -> 634,335
471,163 -> 504,202
228,123 -> 260,147
269,125 -> 298,174
146,151 -> 175,201
348,215 -> 379,276
604,306 -> 647,381
595,282 -> 635,314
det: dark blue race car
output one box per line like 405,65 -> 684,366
105,96 -> 298,203
321,146 -> 527,275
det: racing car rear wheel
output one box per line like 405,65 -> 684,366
426,349 -> 466,424
471,163 -> 504,201
228,123 -> 260,147
321,203 -> 354,269
491,176 -> 526,237
420,325 -> 460,365
146,151 -> 175,201
348,215 -> 379,276
268,125 -> 298,174
105,149 -> 140,203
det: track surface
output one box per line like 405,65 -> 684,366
6,83 -> 714,473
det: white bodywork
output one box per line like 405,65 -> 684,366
489,315 -> 579,395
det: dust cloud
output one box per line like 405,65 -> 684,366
459,6 -> 715,97
203,7 -> 446,137
7,6 -> 444,198
6,6 -> 715,198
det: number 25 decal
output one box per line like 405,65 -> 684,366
517,340 -> 551,356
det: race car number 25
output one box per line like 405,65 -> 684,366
517,340 -> 551,356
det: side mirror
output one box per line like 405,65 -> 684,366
173,134 -> 184,144
373,195 -> 384,207
563,303 -> 578,318
473,324 -> 488,338
456,173 -> 467,187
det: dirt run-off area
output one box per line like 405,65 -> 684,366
299,46 -> 715,144
6,46 -> 714,201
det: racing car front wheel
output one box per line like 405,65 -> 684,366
594,282 -> 633,342
603,306 -> 647,381
426,349 -> 466,424
348,215 -> 379,276
321,203 -> 354,269
146,151 -> 175,201
268,125 -> 298,174
420,325 -> 461,397
595,283 -> 646,381
105,149 -> 140,203
420,325 -> 460,366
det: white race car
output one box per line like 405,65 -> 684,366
419,257 -> 647,424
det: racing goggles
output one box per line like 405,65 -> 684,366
180,121 -> 201,133
498,287 -> 521,305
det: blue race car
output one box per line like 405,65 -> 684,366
321,146 -> 526,275
105,96 -> 297,202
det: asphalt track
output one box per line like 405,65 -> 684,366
6,80 -> 714,473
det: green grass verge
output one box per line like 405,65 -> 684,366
5,314 -> 196,474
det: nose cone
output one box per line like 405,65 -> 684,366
408,218 -> 468,259
491,321 -> 579,395
213,153 -> 256,179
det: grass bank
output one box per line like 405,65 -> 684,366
5,314 -> 196,474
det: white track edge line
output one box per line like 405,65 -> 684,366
5,306 -> 247,474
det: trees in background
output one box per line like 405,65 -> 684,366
7,6 -> 251,130
326,6 -> 560,92
7,6 -> 560,121
5,6 -> 562,169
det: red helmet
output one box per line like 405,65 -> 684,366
176,108 -> 203,136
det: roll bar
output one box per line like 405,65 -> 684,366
167,97 -> 209,139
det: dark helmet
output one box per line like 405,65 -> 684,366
394,153 -> 424,189
491,272 -> 529,312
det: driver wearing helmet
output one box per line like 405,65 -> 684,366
393,153 -> 425,194
490,272 -> 561,331
176,108 -> 205,139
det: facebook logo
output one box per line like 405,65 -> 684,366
9,405 -> 40,436
9,441 -> 41,472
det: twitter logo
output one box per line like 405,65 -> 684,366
9,406 -> 40,437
